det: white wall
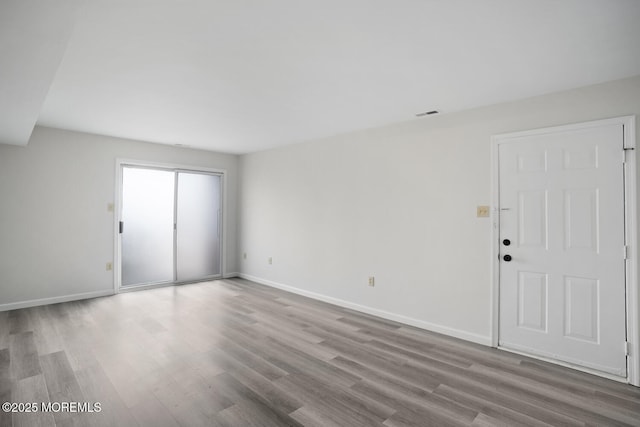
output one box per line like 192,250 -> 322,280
0,126 -> 239,309
238,75 -> 640,344
2,76 -> 639,345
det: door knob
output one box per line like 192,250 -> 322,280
503,239 -> 511,246
503,254 -> 512,262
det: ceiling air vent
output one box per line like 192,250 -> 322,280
415,110 -> 439,117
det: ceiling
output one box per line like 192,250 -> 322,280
2,0 -> 640,154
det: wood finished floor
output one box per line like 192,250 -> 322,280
1,279 -> 639,427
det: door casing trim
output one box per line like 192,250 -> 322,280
490,116 -> 638,386
114,158 -> 228,294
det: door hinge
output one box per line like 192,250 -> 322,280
119,221 -> 124,234
624,245 -> 630,260
625,341 -> 631,356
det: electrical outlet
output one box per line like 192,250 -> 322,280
368,276 -> 375,287
106,262 -> 113,271
477,205 -> 490,218
268,257 -> 273,265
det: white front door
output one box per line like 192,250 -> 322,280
497,121 -> 627,377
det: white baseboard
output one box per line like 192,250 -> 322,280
238,273 -> 491,346
223,272 -> 240,279
0,289 -> 114,312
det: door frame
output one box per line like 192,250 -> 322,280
490,116 -> 638,386
114,158 -> 228,293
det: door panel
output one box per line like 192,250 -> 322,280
563,276 -> 599,342
498,123 -> 626,376
517,190 -> 547,248
517,271 -> 548,332
176,172 -> 221,281
564,189 -> 598,251
121,167 -> 175,286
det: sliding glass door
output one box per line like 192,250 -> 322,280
121,167 -> 175,286
120,166 -> 222,288
176,172 -> 221,281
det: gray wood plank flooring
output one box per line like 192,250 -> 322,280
1,278 -> 639,426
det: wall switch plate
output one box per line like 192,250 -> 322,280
268,257 -> 273,265
368,276 -> 375,287
243,252 -> 247,260
106,262 -> 113,271
107,203 -> 114,212
477,205 -> 490,217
